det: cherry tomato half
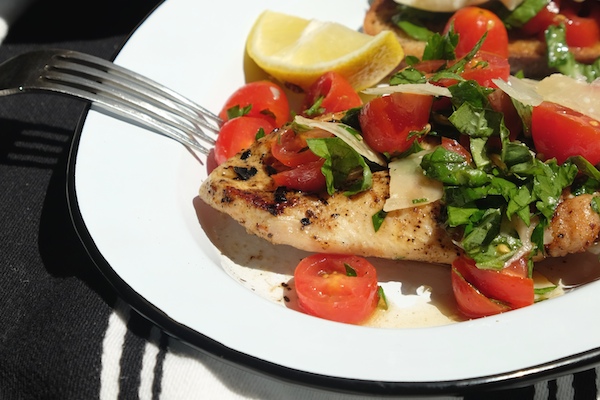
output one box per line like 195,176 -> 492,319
218,81 -> 290,127
459,51 -> 510,89
294,254 -> 379,324
444,7 -> 509,59
271,159 -> 326,193
562,5 -> 600,48
521,0 -> 600,48
451,267 -> 510,319
214,116 -> 276,165
531,101 -> 600,165
302,71 -> 363,118
452,256 -> 534,311
358,92 -> 433,155
271,128 -> 330,168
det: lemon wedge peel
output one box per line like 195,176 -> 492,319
246,10 -> 405,91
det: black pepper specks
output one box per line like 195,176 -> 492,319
274,186 -> 287,203
240,149 -> 251,160
233,166 -> 257,180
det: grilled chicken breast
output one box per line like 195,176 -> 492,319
199,132 -> 600,265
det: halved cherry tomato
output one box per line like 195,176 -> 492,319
294,254 -> 379,324
302,72 -> 362,118
271,159 -> 326,193
451,256 -> 534,318
502,256 -> 529,278
218,81 -> 290,127
562,5 -> 600,48
214,116 -> 276,165
271,128 -> 331,168
358,92 -> 433,155
419,52 -> 509,90
444,7 -> 509,59
458,51 -> 510,89
451,267 -> 510,318
521,0 -> 600,48
531,101 -> 600,165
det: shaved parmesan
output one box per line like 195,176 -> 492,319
505,216 -> 535,268
392,0 -> 523,12
536,74 -> 600,122
293,115 -> 387,166
362,83 -> 452,97
492,76 -> 542,106
495,74 -> 600,122
384,151 -> 443,212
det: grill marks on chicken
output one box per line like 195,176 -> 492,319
199,132 -> 600,265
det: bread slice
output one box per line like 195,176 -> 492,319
363,0 -> 600,78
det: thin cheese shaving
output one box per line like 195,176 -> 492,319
536,74 -> 600,122
293,115 -> 387,166
494,74 -> 600,122
383,151 -> 443,212
362,83 -> 452,97
492,76 -> 542,106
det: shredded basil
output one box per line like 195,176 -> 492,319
546,24 -> 600,82
591,197 -> 600,215
423,29 -> 459,61
306,137 -> 372,196
503,0 -> 548,29
390,5 -> 448,41
304,95 -> 325,117
226,104 -> 252,119
344,263 -> 357,277
417,68 -> 580,267
390,67 -> 427,85
377,286 -> 388,310
372,209 -> 387,232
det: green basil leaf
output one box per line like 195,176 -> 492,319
372,209 -> 387,232
421,146 -> 490,186
396,20 -> 435,41
307,137 -> 372,196
226,104 -> 252,119
390,66 -> 427,85
503,0 -> 548,28
546,24 -> 600,82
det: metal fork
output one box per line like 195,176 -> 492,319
0,49 -> 221,155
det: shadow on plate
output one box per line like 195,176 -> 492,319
194,192 -> 600,329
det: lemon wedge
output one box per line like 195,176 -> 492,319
246,10 -> 404,91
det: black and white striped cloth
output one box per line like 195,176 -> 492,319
97,300 -> 600,400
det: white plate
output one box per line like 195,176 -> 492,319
68,0 -> 600,394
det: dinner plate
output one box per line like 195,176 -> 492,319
67,0 -> 600,395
